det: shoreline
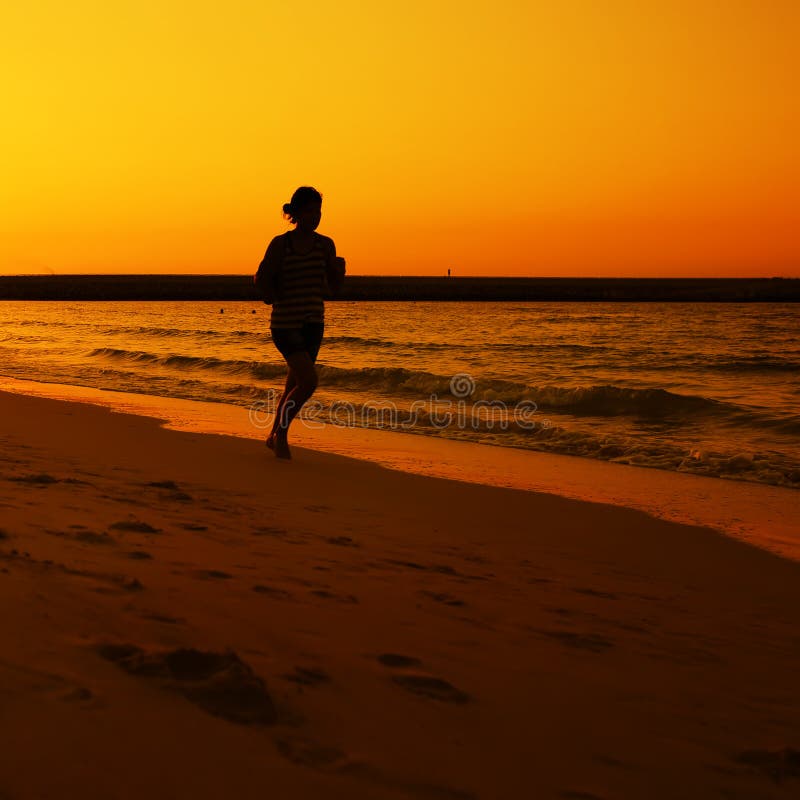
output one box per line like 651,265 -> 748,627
1,387 -> 800,798
1,375 -> 798,563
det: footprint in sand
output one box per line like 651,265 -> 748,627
538,629 -> 615,653
253,584 -> 292,599
326,536 -> 359,547
282,666 -> 330,687
109,520 -> 161,534
182,523 -> 208,532
145,481 -> 194,502
573,587 -> 618,600
139,611 -> 186,626
74,531 -> 116,546
420,591 -> 465,607
126,551 -> 153,560
92,576 -> 144,594
10,473 -> 59,486
310,589 -> 358,604
377,653 -> 423,668
145,480 -> 180,491
376,654 -> 470,704
252,525 -> 289,538
391,674 -> 470,704
276,737 -> 348,769
194,569 -> 232,580
386,559 -> 486,582
167,491 -> 193,502
386,558 -> 427,571
96,644 -> 275,725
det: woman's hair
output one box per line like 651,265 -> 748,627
283,186 -> 322,223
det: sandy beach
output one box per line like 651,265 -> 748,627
1,388 -> 799,799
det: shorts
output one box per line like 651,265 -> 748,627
270,322 -> 325,363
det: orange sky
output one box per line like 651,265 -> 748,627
1,1 -> 798,277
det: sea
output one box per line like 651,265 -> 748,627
0,300 -> 798,490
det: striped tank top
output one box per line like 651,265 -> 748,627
270,233 -> 327,329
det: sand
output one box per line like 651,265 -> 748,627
1,388 -> 799,799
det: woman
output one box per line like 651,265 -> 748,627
256,187 -> 345,459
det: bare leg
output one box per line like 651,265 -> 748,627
273,351 -> 318,460
267,370 -> 297,449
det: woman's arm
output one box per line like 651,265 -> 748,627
254,235 -> 285,304
322,236 -> 346,296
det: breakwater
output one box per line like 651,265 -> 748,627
0,275 -> 797,301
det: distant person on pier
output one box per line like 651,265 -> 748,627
255,186 -> 346,459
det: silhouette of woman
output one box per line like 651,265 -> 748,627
257,187 -> 345,459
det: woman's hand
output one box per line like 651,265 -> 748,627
333,256 -> 346,281
324,237 -> 346,294
329,256 -> 346,294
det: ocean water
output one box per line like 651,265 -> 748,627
0,300 -> 798,489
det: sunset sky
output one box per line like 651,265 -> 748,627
1,1 -> 797,277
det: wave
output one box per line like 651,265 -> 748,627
83,326 -> 616,354
452,421 -> 800,488
95,326 -> 272,341
89,347 -> 288,380
324,335 -> 414,349
68,364 -> 800,488
30,323 -> 800,375
705,355 -> 800,373
85,346 -> 800,434
323,336 -> 595,353
637,354 -> 800,375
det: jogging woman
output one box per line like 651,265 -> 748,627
256,187 -> 345,459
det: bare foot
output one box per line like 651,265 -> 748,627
266,433 -> 276,450
273,435 -> 291,460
